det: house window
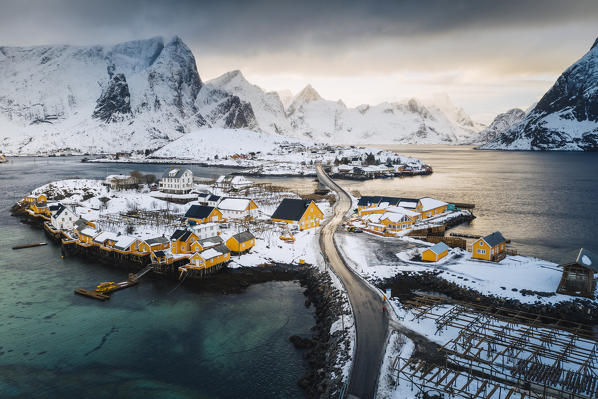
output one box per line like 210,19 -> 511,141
477,249 -> 486,254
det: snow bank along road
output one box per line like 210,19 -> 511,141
316,164 -> 388,399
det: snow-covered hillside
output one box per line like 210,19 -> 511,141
482,38 -> 598,151
208,72 -> 485,145
151,127 -> 306,159
0,36 -> 256,155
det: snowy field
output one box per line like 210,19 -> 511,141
336,231 -> 597,305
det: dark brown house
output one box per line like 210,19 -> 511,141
557,248 -> 598,298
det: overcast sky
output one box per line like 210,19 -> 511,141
1,0 -> 597,123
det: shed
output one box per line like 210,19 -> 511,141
422,242 -> 450,262
557,248 -> 598,298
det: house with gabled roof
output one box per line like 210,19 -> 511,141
138,236 -> 170,253
417,197 -> 449,219
93,231 -> 119,248
184,205 -> 223,225
271,198 -> 324,230
218,198 -> 259,219
472,231 -> 506,262
226,231 -> 255,254
159,168 -> 193,194
557,248 -> 598,298
78,226 -> 101,245
113,235 -> 141,253
422,242 -> 450,262
170,229 -> 199,255
50,203 -> 78,230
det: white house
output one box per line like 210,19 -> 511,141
50,204 -> 78,230
213,175 -> 253,191
189,222 -> 219,239
159,168 -> 193,194
217,198 -> 259,219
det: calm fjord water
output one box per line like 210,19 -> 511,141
0,158 -> 312,398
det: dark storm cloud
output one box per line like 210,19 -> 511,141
0,0 -> 597,52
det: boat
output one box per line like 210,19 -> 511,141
0,154 -> 7,163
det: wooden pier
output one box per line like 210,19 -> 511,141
12,242 -> 47,250
74,266 -> 153,301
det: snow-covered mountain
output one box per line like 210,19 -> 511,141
0,35 -> 486,154
208,72 -> 484,144
482,38 -> 598,151
207,70 -> 291,135
285,86 -> 483,144
475,108 -> 525,145
0,36 -> 256,154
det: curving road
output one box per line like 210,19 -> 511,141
316,164 -> 388,399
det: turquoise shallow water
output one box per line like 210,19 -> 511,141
0,157 -> 313,398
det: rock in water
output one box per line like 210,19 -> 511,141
92,73 -> 132,122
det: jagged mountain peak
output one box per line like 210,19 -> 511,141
294,84 -> 322,103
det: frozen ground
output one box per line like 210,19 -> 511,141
336,230 -> 597,305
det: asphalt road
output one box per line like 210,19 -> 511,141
316,164 -> 388,399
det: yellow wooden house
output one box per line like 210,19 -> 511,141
271,199 -> 324,230
183,244 -> 231,271
422,242 -> 450,262
170,229 -> 199,254
184,205 -> 223,225
93,231 -> 119,248
226,231 -> 255,254
472,231 -> 506,262
113,236 -> 142,254
416,197 -> 448,219
138,236 -> 170,253
379,209 -> 420,233
78,227 -> 100,244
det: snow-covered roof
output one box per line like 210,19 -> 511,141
380,208 -> 418,223
425,242 -> 450,255
93,231 -> 119,243
399,201 -> 418,208
384,206 -> 420,218
162,168 -> 191,179
80,227 -> 99,237
200,248 -> 220,260
114,235 -> 138,250
419,197 -> 448,212
363,213 -> 383,223
218,198 -> 253,211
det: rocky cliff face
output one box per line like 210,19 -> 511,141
483,38 -> 598,151
92,73 -> 132,122
475,108 -> 525,145
0,36 -> 256,154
